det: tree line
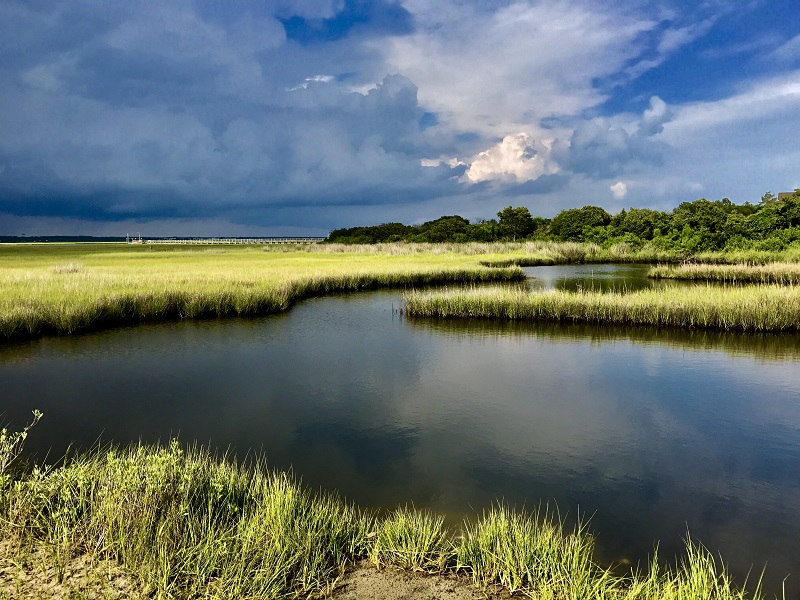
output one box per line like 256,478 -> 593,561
326,191 -> 800,252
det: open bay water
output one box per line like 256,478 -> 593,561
2,265 -> 799,596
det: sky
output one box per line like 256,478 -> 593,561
1,0 -> 799,237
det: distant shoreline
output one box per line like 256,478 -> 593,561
0,236 -> 324,244
0,235 -> 127,243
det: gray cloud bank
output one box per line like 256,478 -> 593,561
0,1 -> 466,227
0,1 -> 798,234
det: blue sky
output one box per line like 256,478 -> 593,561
1,0 -> 798,236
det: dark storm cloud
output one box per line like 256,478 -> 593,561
554,96 -> 674,178
3,1 -> 791,234
503,174 -> 570,197
0,0 -> 465,225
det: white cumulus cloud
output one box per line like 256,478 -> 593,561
610,181 -> 628,199
382,1 -> 656,137
465,133 -> 559,184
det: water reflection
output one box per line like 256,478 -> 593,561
524,263 -> 687,292
2,273 -> 799,597
412,318 -> 800,363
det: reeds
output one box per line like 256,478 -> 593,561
271,240 -> 684,263
6,242 -> 800,341
370,507 -> 452,572
1,441 -> 373,598
457,504 -> 610,596
650,262 -> 800,285
0,442 -> 772,599
404,285 -> 800,332
0,245 -> 525,340
692,247 -> 800,265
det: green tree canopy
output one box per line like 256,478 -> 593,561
609,208 -> 670,240
497,206 -> 536,240
551,206 -> 611,241
416,215 -> 471,242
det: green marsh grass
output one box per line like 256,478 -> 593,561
6,241 -> 800,340
0,243 -> 525,340
1,441 -> 373,599
315,241 -> 800,265
314,240 -> 800,268
457,504 -> 610,596
691,247 -> 800,265
650,262 -> 800,285
0,439 -> 775,599
370,506 -> 452,572
404,284 -> 800,331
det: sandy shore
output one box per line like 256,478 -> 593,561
331,561 -> 512,600
1,546 -> 513,600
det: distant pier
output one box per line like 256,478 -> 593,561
134,237 -> 325,245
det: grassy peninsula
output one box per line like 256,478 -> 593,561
6,241 -> 800,340
0,243 -> 526,341
404,285 -> 800,332
0,438 -> 769,600
649,262 -> 800,284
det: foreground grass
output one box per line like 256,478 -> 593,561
0,441 -> 770,599
650,262 -> 800,285
404,284 -> 800,332
0,244 -> 524,340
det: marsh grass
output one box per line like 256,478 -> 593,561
310,240 -> 800,267
0,440 -> 774,600
6,241 -> 800,341
457,504 -> 609,596
650,262 -> 800,285
316,241 -> 684,264
1,441 -> 373,599
312,241 -> 800,266
404,284 -> 800,332
0,244 -> 525,340
370,506 -> 452,572
49,262 -> 83,274
692,247 -> 800,265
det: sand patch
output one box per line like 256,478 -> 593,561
1,544 -> 518,599
330,561 -> 514,600
0,541 -> 137,600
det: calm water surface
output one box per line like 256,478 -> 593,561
2,265 -> 799,596
523,262 -> 688,292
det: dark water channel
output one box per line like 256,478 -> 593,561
2,264 -> 799,596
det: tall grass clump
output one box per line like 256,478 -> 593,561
457,505 -> 613,597
667,539 -> 762,600
617,541 -> 763,600
1,440 -> 372,599
370,506 -> 453,572
692,246 -> 800,265
650,262 -> 800,285
405,284 -> 800,332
